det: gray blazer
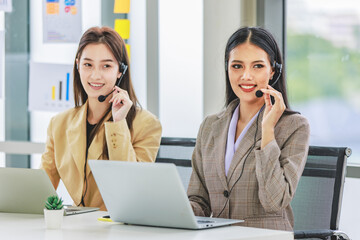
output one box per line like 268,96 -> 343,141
188,99 -> 310,231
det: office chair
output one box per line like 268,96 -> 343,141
155,137 -> 195,191
292,146 -> 352,240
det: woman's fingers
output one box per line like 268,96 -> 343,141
114,95 -> 124,106
260,87 -> 285,112
260,88 -> 280,100
109,94 -> 115,103
110,87 -> 128,104
264,91 -> 272,106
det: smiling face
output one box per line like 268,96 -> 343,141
76,43 -> 121,100
228,42 -> 274,105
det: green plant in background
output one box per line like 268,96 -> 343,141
45,195 -> 64,210
287,31 -> 360,104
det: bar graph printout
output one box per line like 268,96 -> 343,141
29,62 -> 74,112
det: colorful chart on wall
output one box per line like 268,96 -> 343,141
43,0 -> 82,43
29,62 -> 74,112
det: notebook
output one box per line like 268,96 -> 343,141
0,167 -> 98,215
89,160 -> 243,229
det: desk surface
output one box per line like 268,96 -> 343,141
0,211 -> 293,240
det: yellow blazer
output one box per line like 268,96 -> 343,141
188,99 -> 310,231
40,102 -> 162,210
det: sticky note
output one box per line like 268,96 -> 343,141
114,19 -> 130,39
125,44 -> 130,59
70,6 -> 77,15
114,0 -> 130,13
46,3 -> 59,15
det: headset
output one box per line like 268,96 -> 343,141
255,61 -> 282,98
98,62 -> 128,102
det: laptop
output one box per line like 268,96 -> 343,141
89,160 -> 243,229
0,167 -> 99,215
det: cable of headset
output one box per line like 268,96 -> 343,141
78,141 -> 90,207
216,105 -> 264,218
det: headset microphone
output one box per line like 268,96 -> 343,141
98,63 -> 128,103
255,62 -> 282,98
255,89 -> 265,98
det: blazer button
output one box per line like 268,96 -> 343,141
223,190 -> 229,198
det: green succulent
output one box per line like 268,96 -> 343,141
45,195 -> 64,210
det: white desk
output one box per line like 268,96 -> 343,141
0,211 -> 293,240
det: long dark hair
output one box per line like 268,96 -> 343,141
73,26 -> 140,158
224,26 -> 294,114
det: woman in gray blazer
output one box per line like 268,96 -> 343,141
187,27 -> 310,231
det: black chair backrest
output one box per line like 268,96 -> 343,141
291,146 -> 352,231
155,137 -> 195,191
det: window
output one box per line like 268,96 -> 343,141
287,0 -> 360,164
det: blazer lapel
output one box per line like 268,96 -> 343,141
66,103 -> 88,180
226,108 -> 264,186
211,100 -> 239,190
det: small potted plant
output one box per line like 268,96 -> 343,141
44,195 -> 64,229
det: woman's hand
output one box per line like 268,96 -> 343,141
109,86 -> 133,122
259,85 -> 286,149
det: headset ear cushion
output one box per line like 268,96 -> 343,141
273,62 -> 282,73
276,63 -> 282,73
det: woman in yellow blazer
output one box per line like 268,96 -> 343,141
187,27 -> 310,231
40,27 -> 162,210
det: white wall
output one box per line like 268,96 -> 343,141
128,0 -> 147,108
0,11 -> 4,167
158,0 -> 245,137
159,0 -> 203,138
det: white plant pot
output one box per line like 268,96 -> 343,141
44,208 -> 64,229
